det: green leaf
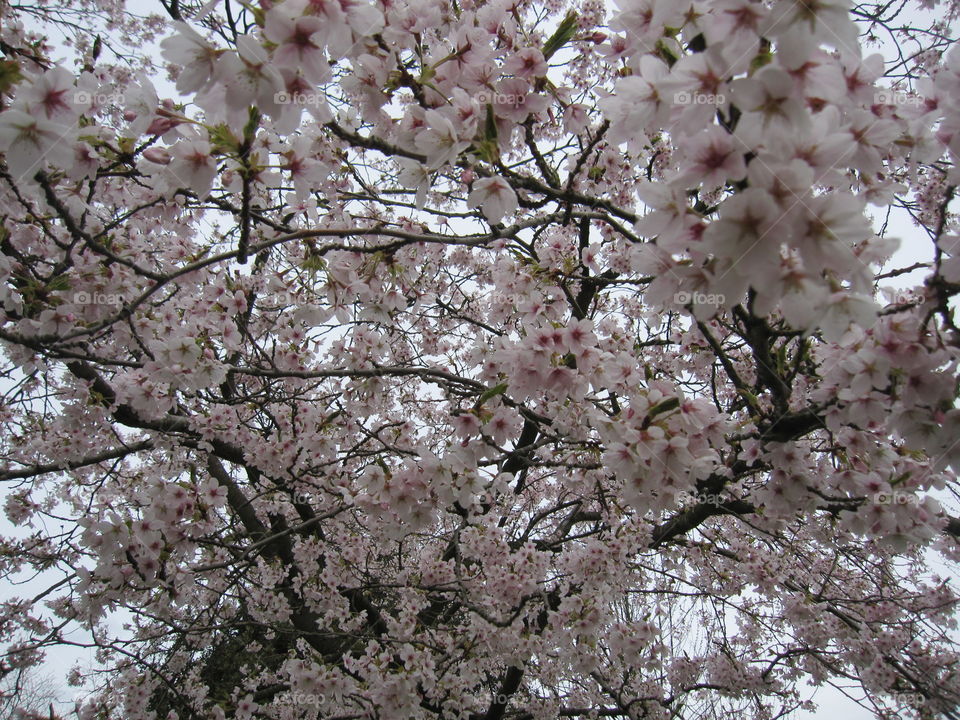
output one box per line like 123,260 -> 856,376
302,254 -> 326,272
647,397 -> 679,419
542,11 -> 579,61
242,106 -> 261,146
46,274 -> 71,292
477,382 -> 508,406
474,139 -> 499,165
655,39 -> 679,67
483,103 -> 498,142
775,343 -> 787,376
88,390 -> 109,407
208,123 -> 239,155
750,45 -> 773,73
385,70 -> 404,93
117,136 -> 136,156
737,387 -> 761,412
236,0 -> 266,26
890,471 -> 911,487
0,60 -> 23,94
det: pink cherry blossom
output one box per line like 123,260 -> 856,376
217,35 -> 285,118
167,130 -> 218,198
18,66 -> 82,124
673,125 -> 747,191
600,55 -> 672,145
467,175 -> 518,222
0,108 -> 75,179
415,109 -> 470,169
703,188 -> 782,280
731,66 -> 811,144
503,47 -> 548,79
264,4 -> 330,84
160,21 -> 222,94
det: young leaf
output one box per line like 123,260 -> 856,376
476,382 -> 508,407
542,11 -> 579,61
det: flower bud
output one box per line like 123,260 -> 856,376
142,147 -> 171,165
146,117 -> 181,136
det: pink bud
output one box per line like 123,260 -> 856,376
461,169 -> 475,184
142,147 -> 171,165
591,32 -> 607,44
146,116 -> 181,136
123,110 -> 138,122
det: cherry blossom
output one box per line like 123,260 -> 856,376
600,55 -> 673,145
166,129 -> 218,198
160,21 -> 222,94
0,108 -> 75,179
0,2 -> 959,720
730,66 -> 811,144
764,0 -> 860,62
703,188 -> 782,280
415,109 -> 471,169
467,175 -> 518,222
503,47 -> 549,79
263,4 -> 331,84
17,66 -> 82,125
673,125 -> 748,191
217,35 -> 285,119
